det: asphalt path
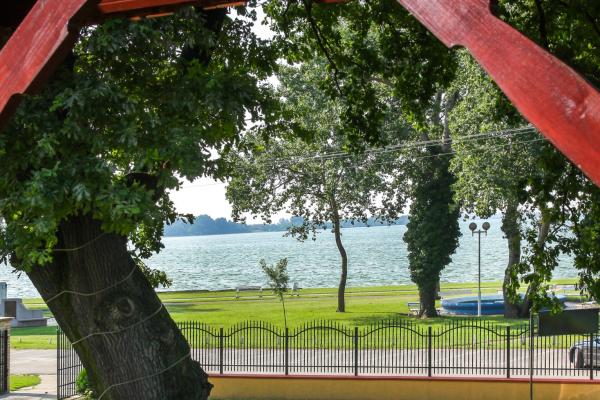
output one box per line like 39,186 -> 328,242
0,350 -> 56,400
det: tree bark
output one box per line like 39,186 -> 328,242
331,201 -> 348,313
26,214 -> 211,399
418,279 -> 439,318
501,202 -> 522,318
518,211 -> 552,318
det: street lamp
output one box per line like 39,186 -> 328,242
469,221 -> 491,317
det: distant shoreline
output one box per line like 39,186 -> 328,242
164,214 -> 409,238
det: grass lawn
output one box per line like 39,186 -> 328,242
13,279 -> 581,349
10,374 -> 41,391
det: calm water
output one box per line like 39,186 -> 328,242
0,219 -> 576,298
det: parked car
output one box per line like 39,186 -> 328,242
569,337 -> 600,368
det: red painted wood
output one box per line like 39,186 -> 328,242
0,0 -> 245,128
397,0 -> 600,186
97,0 -> 246,17
0,0 -> 99,128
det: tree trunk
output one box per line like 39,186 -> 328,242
501,202 -> 522,318
331,203 -> 348,313
418,279 -> 438,318
517,211 -> 552,318
26,214 -> 211,399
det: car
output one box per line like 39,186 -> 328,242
569,337 -> 600,368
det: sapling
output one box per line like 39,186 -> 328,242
260,258 -> 290,328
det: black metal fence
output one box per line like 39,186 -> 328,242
0,329 -> 8,395
57,326 -> 84,399
57,319 -> 599,399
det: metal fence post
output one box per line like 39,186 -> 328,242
285,328 -> 289,376
2,330 -> 8,394
590,331 -> 594,381
506,326 -> 511,379
219,327 -> 224,375
354,327 -> 359,376
428,326 -> 432,377
56,328 -> 60,398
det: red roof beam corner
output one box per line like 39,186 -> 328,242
0,0 -> 248,130
0,0 -> 99,129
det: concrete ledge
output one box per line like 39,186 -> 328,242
209,374 -> 600,400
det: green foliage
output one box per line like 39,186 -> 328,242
403,145 -> 461,316
260,258 -> 290,300
260,258 -> 290,327
0,6 -> 277,271
263,0 -> 457,147
76,369 -> 96,399
134,256 -> 172,289
226,60 -> 405,238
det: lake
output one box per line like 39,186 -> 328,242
0,219 -> 576,298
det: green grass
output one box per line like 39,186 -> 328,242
10,374 -> 41,391
11,326 -> 57,350
12,280 -> 583,350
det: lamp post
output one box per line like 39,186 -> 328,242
469,221 -> 490,317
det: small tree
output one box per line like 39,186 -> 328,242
227,61 -> 405,313
260,258 -> 290,328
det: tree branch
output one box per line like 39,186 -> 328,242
556,0 -> 600,40
301,0 -> 344,96
533,0 -> 549,49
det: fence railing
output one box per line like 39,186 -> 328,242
0,329 -> 8,395
58,318 -> 599,399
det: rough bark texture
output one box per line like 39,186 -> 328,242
501,202 -> 522,318
331,204 -> 347,313
418,280 -> 438,318
26,214 -> 211,399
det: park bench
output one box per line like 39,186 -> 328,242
235,286 -> 262,299
552,284 -> 578,294
291,282 -> 301,297
407,302 -> 421,316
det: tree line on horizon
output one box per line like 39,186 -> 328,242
164,214 -> 409,237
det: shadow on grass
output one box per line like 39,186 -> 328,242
165,305 -> 223,313
346,313 -> 527,328
12,326 -> 57,336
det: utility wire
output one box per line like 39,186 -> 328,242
175,133 -> 545,191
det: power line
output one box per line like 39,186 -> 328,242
266,126 -> 537,165
174,134 -> 547,192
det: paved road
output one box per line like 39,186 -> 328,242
0,350 -> 56,400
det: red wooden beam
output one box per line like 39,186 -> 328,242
0,0 -> 247,129
0,0 -> 98,128
97,0 -> 247,19
396,0 -> 600,186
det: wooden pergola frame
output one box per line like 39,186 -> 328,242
0,0 -> 599,186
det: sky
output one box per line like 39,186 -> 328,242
168,178 -> 232,218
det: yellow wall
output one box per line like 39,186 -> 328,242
209,375 -> 600,400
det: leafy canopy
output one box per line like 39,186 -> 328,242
226,59 -> 406,239
0,5 -> 277,270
